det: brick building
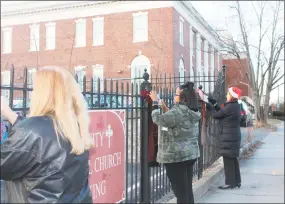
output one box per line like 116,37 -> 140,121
1,1 -> 223,100
222,53 -> 253,98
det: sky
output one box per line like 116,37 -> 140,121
191,1 -> 284,104
1,1 -> 284,103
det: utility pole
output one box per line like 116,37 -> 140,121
272,83 -> 284,108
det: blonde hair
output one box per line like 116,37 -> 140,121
29,66 -> 93,155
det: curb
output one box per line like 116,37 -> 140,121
167,136 -> 263,203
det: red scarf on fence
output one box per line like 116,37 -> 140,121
141,90 -> 159,167
201,101 -> 207,146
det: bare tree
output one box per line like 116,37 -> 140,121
215,1 -> 284,125
148,20 -> 169,76
67,30 -> 76,74
18,31 -> 40,69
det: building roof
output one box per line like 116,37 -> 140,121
1,1 -> 223,50
1,1 -> 114,17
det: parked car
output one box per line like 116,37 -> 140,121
13,101 -> 31,109
84,94 -> 125,109
238,100 -> 253,127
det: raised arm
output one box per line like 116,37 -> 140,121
1,119 -> 39,180
151,108 -> 183,128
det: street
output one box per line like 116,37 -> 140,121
197,122 -> 284,203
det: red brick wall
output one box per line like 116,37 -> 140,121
1,7 -> 174,82
223,57 -> 252,97
172,8 -> 190,79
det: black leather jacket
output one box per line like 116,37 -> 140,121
1,116 -> 92,203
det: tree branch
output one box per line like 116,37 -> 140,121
272,73 -> 285,86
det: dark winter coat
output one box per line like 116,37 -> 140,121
208,100 -> 241,158
0,116 -> 92,203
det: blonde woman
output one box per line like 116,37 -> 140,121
0,66 -> 93,203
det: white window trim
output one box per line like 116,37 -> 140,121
179,58 -> 185,83
2,27 -> 12,54
45,22 -> 56,50
132,11 -> 149,17
179,17 -> 184,46
192,30 -> 196,56
92,64 -> 104,72
28,68 -> 37,73
179,16 -> 185,22
74,65 -> 86,91
75,18 -> 87,48
92,17 -> 104,46
29,24 -> 40,52
92,64 -> 104,91
74,65 -> 86,72
27,68 -> 37,88
1,71 -> 11,85
132,12 -> 149,43
1,71 -> 11,100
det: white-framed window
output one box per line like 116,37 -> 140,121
92,64 -> 104,92
75,19 -> 86,47
27,68 -> 37,88
2,27 -> 12,54
133,12 -> 148,43
45,22 -> 56,50
74,66 -> 86,91
30,24 -> 40,51
179,58 -> 185,83
192,30 -> 196,56
179,17 -> 184,46
1,71 -> 11,100
92,17 -> 104,46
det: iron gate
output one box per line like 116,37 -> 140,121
1,64 -> 226,203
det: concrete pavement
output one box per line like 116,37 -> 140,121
197,123 -> 284,203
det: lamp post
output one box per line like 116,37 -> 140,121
272,82 -> 284,109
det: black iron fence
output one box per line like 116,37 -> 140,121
1,64 -> 226,203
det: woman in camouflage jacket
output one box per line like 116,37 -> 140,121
149,82 -> 201,204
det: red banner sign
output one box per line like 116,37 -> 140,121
88,110 -> 126,203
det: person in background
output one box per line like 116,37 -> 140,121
0,114 -> 8,144
1,66 -> 93,203
207,86 -> 242,189
149,82 -> 201,204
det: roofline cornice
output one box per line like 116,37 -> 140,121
179,1 -> 224,48
1,1 -> 115,18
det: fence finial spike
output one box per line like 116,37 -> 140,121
143,69 -> 149,81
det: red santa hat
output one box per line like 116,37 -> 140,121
228,87 -> 242,99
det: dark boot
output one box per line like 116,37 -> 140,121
235,183 -> 241,188
218,185 -> 235,189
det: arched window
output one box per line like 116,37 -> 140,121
74,65 -> 86,92
190,66 -> 194,77
131,54 -> 151,85
179,58 -> 185,83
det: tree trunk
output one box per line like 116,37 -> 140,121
252,90 -> 262,122
262,85 -> 272,124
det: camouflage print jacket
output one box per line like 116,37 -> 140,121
152,104 -> 201,164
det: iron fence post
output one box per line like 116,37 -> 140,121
140,69 -> 151,203
197,90 -> 203,179
222,65 -> 226,102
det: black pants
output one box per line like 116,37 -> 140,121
165,159 -> 196,204
223,156 -> 241,185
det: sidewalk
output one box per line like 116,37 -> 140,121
197,123 -> 284,203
